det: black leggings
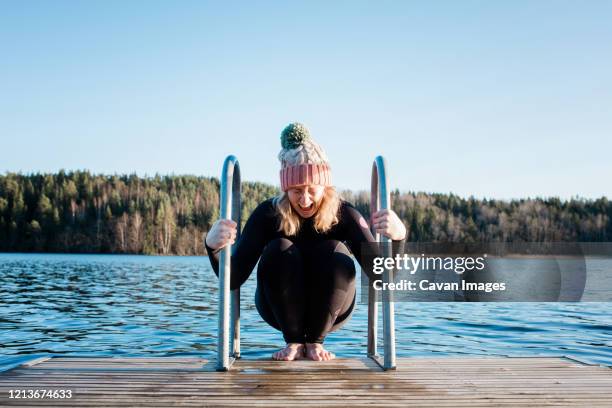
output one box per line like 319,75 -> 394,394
255,238 -> 357,344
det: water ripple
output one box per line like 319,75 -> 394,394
0,253 -> 611,366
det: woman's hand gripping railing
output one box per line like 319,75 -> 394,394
217,155 -> 242,371
367,156 -> 397,370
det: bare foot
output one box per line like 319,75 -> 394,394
305,343 -> 335,361
272,343 -> 305,361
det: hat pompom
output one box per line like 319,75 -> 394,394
281,122 -> 311,149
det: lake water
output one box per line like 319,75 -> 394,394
1,253 -> 611,370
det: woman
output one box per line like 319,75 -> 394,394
205,123 -> 406,361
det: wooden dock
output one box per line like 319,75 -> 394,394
1,356 -> 611,407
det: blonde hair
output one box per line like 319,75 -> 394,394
273,186 -> 341,236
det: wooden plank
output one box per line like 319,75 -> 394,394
0,357 -> 610,407
19,357 -> 52,368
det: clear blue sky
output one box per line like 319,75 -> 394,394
1,1 -> 610,199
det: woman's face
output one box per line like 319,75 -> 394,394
287,184 -> 325,218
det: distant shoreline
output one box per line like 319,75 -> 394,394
1,172 -> 611,255
1,251 -> 610,259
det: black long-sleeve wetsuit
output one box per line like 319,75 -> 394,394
206,198 -> 386,344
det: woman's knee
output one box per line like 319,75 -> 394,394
261,238 -> 301,261
312,240 -> 356,281
258,238 -> 302,278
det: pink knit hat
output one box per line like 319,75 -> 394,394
278,123 -> 332,192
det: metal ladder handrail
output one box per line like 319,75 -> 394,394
217,155 -> 241,371
216,154 -> 396,371
367,156 -> 397,370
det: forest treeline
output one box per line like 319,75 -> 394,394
0,171 -> 610,255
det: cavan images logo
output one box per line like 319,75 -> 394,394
370,253 -> 507,294
360,243 -> 610,302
